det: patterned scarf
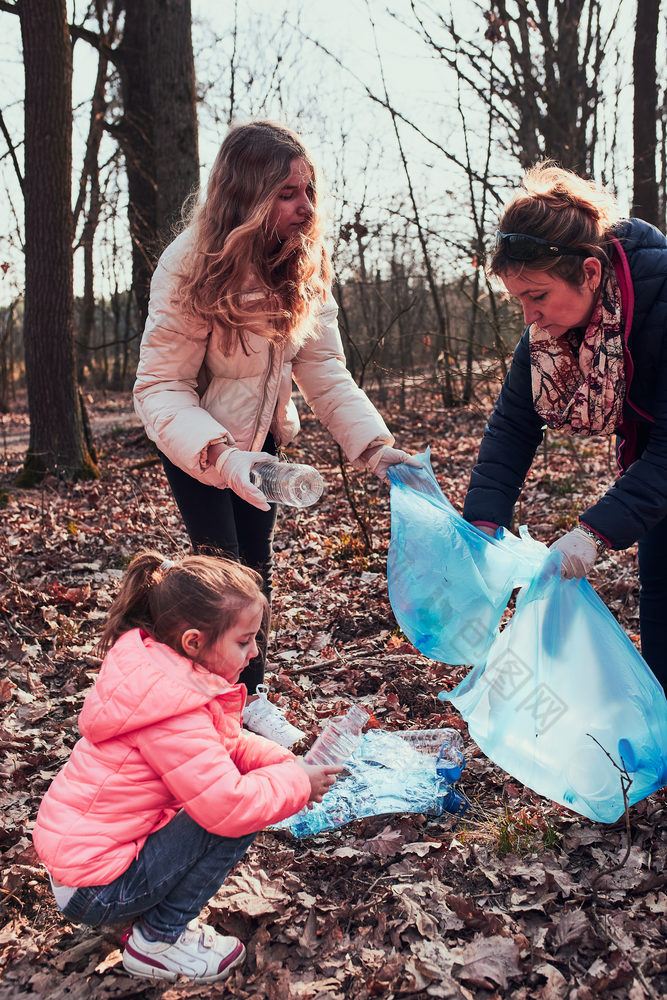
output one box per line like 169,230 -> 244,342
529,268 -> 626,436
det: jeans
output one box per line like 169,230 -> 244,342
62,811 -> 255,942
638,512 -> 667,692
161,440 -> 278,694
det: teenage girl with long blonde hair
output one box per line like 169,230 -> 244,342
134,121 -> 419,745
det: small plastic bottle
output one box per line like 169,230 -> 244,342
304,704 -> 370,766
250,461 -> 324,508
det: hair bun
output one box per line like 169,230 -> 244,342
521,161 -> 620,231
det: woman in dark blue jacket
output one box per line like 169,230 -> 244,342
463,162 -> 667,691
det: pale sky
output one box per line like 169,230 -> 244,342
0,0 -> 649,302
1,0 -> 468,297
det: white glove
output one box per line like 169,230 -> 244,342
363,445 -> 423,482
549,527 -> 599,579
214,449 -> 278,511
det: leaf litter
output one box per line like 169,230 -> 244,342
0,386 -> 665,999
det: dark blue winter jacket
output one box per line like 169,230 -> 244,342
462,219 -> 667,550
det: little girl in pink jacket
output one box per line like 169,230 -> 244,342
33,551 -> 340,986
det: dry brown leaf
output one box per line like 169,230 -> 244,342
551,909 -> 594,950
211,868 -> 291,918
0,678 -> 15,705
451,933 -> 523,990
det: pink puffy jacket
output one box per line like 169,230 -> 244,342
133,231 -> 394,485
32,630 -> 311,886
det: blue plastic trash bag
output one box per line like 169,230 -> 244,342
387,449 -> 546,665
386,447 -> 667,822
272,729 -> 469,838
440,553 -> 667,823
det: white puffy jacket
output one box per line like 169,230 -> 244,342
133,231 -> 393,486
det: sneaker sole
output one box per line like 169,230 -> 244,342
122,940 -> 245,983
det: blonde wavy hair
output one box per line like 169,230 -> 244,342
489,161 -> 622,285
177,121 -> 331,352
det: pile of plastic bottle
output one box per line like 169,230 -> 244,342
273,706 -> 469,838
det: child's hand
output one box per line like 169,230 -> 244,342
295,760 -> 342,804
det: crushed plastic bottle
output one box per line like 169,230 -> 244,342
250,461 -> 324,508
304,704 -> 370,766
274,728 -> 469,838
397,728 -> 464,758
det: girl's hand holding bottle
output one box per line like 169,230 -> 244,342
212,447 -> 279,511
295,760 -> 343,804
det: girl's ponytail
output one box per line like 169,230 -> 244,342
98,551 -> 165,654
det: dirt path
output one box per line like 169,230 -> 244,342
0,394 -> 141,455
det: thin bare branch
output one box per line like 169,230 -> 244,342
0,107 -> 23,192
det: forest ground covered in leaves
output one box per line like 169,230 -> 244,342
0,384 -> 665,1000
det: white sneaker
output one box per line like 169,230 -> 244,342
122,919 -> 245,983
243,683 -> 306,748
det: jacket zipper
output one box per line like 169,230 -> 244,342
250,342 -> 276,450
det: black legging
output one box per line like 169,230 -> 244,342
161,443 -> 278,694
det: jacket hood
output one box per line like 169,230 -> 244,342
79,629 -> 243,743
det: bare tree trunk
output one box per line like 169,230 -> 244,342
113,0 -> 199,326
111,284 -> 122,389
100,296 -> 109,385
458,64 -> 495,403
122,289 -> 133,386
17,0 -> 99,484
462,268 -> 481,404
74,0 -> 117,383
0,301 -> 17,412
390,232 -> 416,413
410,0 -> 612,177
333,278 -> 359,383
366,3 -> 455,405
632,0 -> 661,227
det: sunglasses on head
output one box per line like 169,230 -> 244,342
495,230 -> 588,261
